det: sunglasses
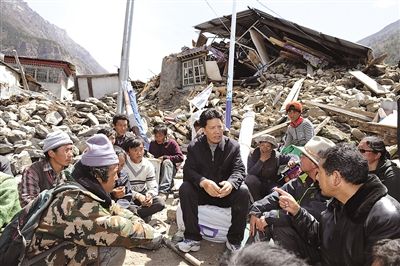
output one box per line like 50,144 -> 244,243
358,148 -> 375,153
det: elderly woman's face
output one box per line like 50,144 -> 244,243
259,141 -> 273,153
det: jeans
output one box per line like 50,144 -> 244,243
98,246 -> 126,266
158,159 -> 176,193
179,181 -> 249,245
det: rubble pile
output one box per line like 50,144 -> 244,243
138,62 -> 399,145
0,93 -> 117,175
0,62 -> 398,177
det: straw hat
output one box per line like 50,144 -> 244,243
295,136 -> 335,165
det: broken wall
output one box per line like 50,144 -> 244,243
159,54 -> 182,104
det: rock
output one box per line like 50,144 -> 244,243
14,140 -> 34,154
7,129 -> 27,143
25,148 -> 45,159
19,108 -> 31,122
7,120 -> 20,130
34,124 -> 49,138
0,143 -> 14,154
320,125 -> 349,142
1,111 -> 18,123
45,111 -> 63,125
11,150 -> 32,175
85,112 -> 99,126
351,128 -> 366,141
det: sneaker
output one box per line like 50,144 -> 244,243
225,241 -> 241,252
176,239 -> 201,252
171,230 -> 184,243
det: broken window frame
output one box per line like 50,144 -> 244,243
182,56 -> 206,86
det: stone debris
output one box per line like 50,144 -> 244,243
0,62 -> 398,178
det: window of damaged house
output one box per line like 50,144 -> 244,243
35,67 -> 61,83
24,67 -> 36,79
182,57 -> 206,86
48,69 -> 61,83
36,68 -> 48,83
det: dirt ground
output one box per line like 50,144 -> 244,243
123,195 -> 229,266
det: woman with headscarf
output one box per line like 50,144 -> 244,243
246,134 -> 296,201
358,136 -> 400,201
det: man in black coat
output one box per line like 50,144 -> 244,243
177,108 -> 249,253
277,143 -> 400,266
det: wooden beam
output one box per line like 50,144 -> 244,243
252,121 -> 290,138
304,100 -> 373,122
87,77 -> 94,98
314,117 -> 331,135
280,78 -> 305,112
349,70 -> 389,95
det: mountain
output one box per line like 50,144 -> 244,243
358,20 -> 400,65
0,0 -> 107,74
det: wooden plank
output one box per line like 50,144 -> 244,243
304,100 -> 372,122
314,117 -> 330,135
351,120 -> 397,145
272,90 -> 284,107
87,77 -> 94,97
205,61 -> 222,81
283,36 -> 335,63
280,78 -> 305,112
349,70 -> 388,95
250,28 -> 269,65
252,121 -> 290,138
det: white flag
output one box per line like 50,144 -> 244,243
189,83 -> 213,110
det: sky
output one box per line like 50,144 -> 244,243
24,0 -> 400,81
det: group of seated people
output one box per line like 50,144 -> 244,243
0,103 -> 399,265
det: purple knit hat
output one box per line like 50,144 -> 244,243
81,134 -> 118,167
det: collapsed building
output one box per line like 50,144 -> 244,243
153,7 -> 398,150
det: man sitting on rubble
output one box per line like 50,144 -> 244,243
19,131 -> 73,207
149,123 -> 184,198
249,136 -> 334,264
123,137 -> 165,222
246,134 -> 297,202
177,108 -> 249,253
113,114 -> 135,148
24,134 -> 162,265
278,143 -> 400,265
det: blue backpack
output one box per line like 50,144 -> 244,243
0,184 -> 80,266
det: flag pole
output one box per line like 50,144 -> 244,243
117,0 -> 134,114
225,0 -> 237,129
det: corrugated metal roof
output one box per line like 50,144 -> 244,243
194,7 -> 373,65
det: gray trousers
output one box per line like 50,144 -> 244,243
159,159 -> 176,193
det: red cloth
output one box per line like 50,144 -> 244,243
290,116 -> 303,128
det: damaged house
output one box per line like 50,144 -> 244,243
159,7 -> 373,93
3,55 -> 76,100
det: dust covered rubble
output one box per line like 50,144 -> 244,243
1,62 -> 399,177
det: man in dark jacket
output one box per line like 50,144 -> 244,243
249,136 -> 334,263
277,143 -> 400,266
177,108 -> 249,253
